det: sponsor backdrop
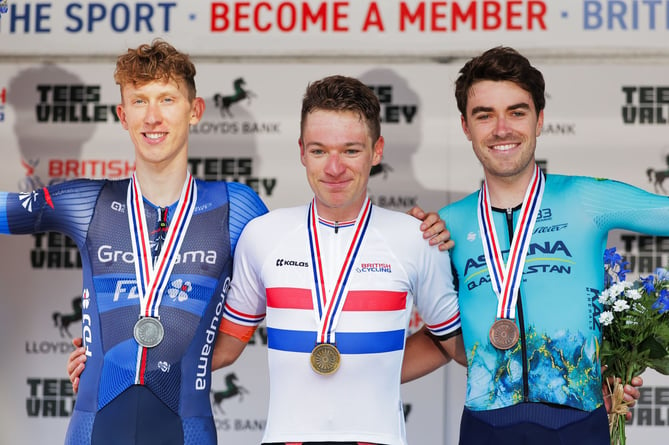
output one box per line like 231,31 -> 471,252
0,1 -> 668,444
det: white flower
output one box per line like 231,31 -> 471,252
613,300 -> 630,312
626,289 -> 642,301
611,282 -> 632,297
599,289 -> 612,305
600,311 -> 614,326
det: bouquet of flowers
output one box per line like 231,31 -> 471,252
600,247 -> 669,445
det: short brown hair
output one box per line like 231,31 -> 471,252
114,39 -> 197,101
300,75 -> 381,143
455,46 -> 545,119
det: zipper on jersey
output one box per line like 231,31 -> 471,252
505,207 -> 530,403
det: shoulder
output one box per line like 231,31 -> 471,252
245,205 -> 306,230
46,178 -> 108,198
368,206 -> 429,253
439,190 -> 478,221
236,205 -> 307,253
196,180 -> 269,218
544,174 -> 635,195
370,205 -> 422,230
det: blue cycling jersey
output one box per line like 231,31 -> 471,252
0,178 -> 268,445
440,175 -> 669,413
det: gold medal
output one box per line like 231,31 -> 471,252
489,318 -> 519,350
310,343 -> 341,375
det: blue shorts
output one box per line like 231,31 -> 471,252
90,385 -> 185,445
459,403 -> 609,445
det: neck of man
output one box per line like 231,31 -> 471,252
485,165 -> 536,209
134,161 -> 189,208
315,200 -> 365,223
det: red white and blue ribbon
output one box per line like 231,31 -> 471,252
127,171 -> 197,320
307,197 -> 372,345
477,165 -> 544,320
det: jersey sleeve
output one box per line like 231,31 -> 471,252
220,215 -> 268,339
0,179 -> 102,246
414,241 -> 462,339
579,177 -> 669,235
386,212 -> 461,339
226,182 -> 269,254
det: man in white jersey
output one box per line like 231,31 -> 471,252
214,75 -> 466,445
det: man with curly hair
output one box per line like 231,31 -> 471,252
3,40 -> 269,444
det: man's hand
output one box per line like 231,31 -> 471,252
603,374 -> 643,421
67,337 -> 87,394
407,206 -> 454,251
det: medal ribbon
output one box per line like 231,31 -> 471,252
477,165 -> 544,319
307,197 -> 372,345
127,171 -> 197,320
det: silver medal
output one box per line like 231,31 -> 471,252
133,317 -> 164,348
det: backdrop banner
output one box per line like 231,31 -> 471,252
1,46 -> 668,445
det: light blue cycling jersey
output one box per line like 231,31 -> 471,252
440,174 -> 669,412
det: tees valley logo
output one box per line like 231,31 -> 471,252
213,78 -> 256,118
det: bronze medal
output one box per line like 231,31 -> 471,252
489,318 -> 519,350
133,317 -> 164,348
310,343 -> 341,375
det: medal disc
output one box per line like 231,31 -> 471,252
310,343 -> 341,375
134,317 -> 164,348
489,318 -> 519,350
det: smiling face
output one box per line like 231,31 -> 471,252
300,109 -> 384,221
117,78 -> 203,173
462,80 -> 543,185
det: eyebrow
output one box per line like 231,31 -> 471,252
471,102 -> 531,115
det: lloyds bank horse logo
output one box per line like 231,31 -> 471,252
211,372 -> 249,413
213,78 -> 256,118
53,297 -> 82,338
646,154 -> 669,195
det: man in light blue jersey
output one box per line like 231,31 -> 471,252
403,46 -> 665,445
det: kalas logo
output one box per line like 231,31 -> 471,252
213,78 -> 256,118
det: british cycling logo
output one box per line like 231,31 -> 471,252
213,78 -> 256,118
